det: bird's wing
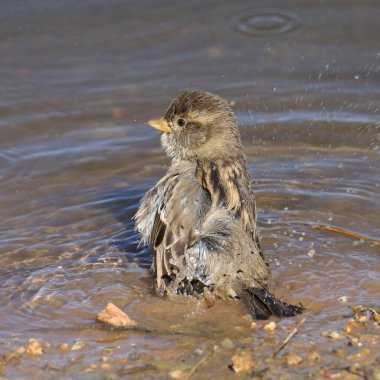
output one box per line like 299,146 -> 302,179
135,162 -> 211,294
135,172 -> 179,247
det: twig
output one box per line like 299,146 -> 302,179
311,224 -> 380,247
185,352 -> 210,380
272,318 -> 306,358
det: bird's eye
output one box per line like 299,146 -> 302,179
177,118 -> 186,127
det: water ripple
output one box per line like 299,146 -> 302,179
236,9 -> 301,38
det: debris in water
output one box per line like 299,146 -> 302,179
97,302 -> 137,327
338,295 -> 349,303
311,224 -> 380,246
272,318 -> 306,357
350,305 -> 380,324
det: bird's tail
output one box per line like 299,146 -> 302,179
241,288 -> 303,320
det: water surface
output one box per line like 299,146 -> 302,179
0,0 -> 379,378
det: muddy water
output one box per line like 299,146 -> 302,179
1,0 -> 379,378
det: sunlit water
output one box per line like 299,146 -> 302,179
0,0 -> 379,378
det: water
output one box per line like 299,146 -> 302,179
1,0 -> 379,378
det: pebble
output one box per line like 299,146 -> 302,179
71,341 -> 85,351
100,363 -> 112,371
231,351 -> 257,373
344,320 -> 361,334
169,369 -> 186,379
221,338 -> 235,349
321,331 -> 345,340
97,302 -> 137,327
324,369 -> 360,379
263,322 -> 277,332
213,344 -> 221,353
26,339 -> 43,356
59,343 -> 70,351
284,354 -> 303,365
307,351 -> 321,361
15,347 -> 26,355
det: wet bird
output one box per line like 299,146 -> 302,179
135,91 -> 303,319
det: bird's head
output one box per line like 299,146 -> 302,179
148,91 -> 242,161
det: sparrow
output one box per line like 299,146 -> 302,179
135,91 -> 303,319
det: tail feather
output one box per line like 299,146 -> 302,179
241,288 -> 303,320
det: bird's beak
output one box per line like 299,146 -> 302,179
147,118 -> 172,134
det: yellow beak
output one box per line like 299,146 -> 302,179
147,118 -> 172,134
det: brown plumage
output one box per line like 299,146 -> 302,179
135,91 -> 303,319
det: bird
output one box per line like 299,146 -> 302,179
135,90 -> 303,319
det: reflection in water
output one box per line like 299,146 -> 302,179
0,0 -> 379,378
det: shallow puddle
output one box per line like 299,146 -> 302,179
0,0 -> 379,378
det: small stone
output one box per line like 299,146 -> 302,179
26,339 -> 43,356
59,343 -> 70,351
307,248 -> 316,257
100,363 -> 112,370
15,347 -> 26,355
306,351 -> 321,361
324,369 -> 347,379
263,321 -> 277,332
231,351 -> 257,373
321,331 -> 345,340
221,338 -> 235,349
250,322 -> 257,330
97,303 -> 137,327
71,341 -> 85,351
212,344 -> 221,353
203,287 -> 216,307
348,337 -> 361,345
344,320 -> 361,334
169,369 -> 186,379
285,354 -> 302,365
